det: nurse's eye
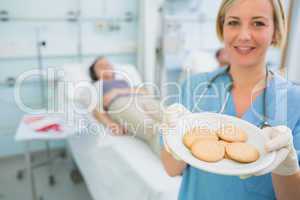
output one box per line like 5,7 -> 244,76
253,21 -> 266,27
226,20 -> 240,26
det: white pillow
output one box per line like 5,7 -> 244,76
113,64 -> 142,86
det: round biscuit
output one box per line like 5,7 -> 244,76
191,140 -> 225,162
183,127 -> 219,149
216,125 -> 248,142
226,142 -> 260,163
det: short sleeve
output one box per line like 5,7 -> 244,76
292,118 -> 300,165
159,130 -> 164,147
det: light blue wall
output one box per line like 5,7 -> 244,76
0,0 -> 138,158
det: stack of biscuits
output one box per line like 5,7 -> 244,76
183,125 -> 260,163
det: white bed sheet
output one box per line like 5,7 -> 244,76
68,115 -> 181,200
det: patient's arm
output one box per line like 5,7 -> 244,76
103,89 -> 121,109
93,109 -> 127,135
161,149 -> 187,177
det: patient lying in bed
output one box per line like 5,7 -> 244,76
90,56 -> 163,155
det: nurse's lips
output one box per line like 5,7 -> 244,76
234,46 -> 256,55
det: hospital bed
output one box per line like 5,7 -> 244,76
59,63 -> 181,200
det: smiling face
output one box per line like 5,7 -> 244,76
222,0 -> 275,69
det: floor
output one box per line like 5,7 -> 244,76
0,150 -> 93,200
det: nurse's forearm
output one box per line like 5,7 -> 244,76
272,171 -> 300,200
161,149 -> 186,177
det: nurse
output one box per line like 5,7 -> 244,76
161,0 -> 300,199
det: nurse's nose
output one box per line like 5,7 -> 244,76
237,25 -> 252,42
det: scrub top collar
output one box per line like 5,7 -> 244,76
214,67 -> 289,128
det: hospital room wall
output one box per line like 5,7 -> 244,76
0,0 -> 139,80
286,1 -> 300,83
0,0 -> 139,158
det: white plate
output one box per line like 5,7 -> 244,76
165,112 -> 276,176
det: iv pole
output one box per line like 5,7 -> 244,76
35,28 -> 47,109
157,2 -> 168,101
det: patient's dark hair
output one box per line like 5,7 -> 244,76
89,56 -> 105,82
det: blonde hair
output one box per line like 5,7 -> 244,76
216,0 -> 287,48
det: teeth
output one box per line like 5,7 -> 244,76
235,46 -> 254,54
238,47 -> 251,50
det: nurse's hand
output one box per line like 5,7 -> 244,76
162,103 -> 191,126
103,89 -> 118,109
162,133 -> 182,161
162,103 -> 191,161
254,126 -> 299,176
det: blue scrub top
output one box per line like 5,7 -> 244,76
176,67 -> 300,200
